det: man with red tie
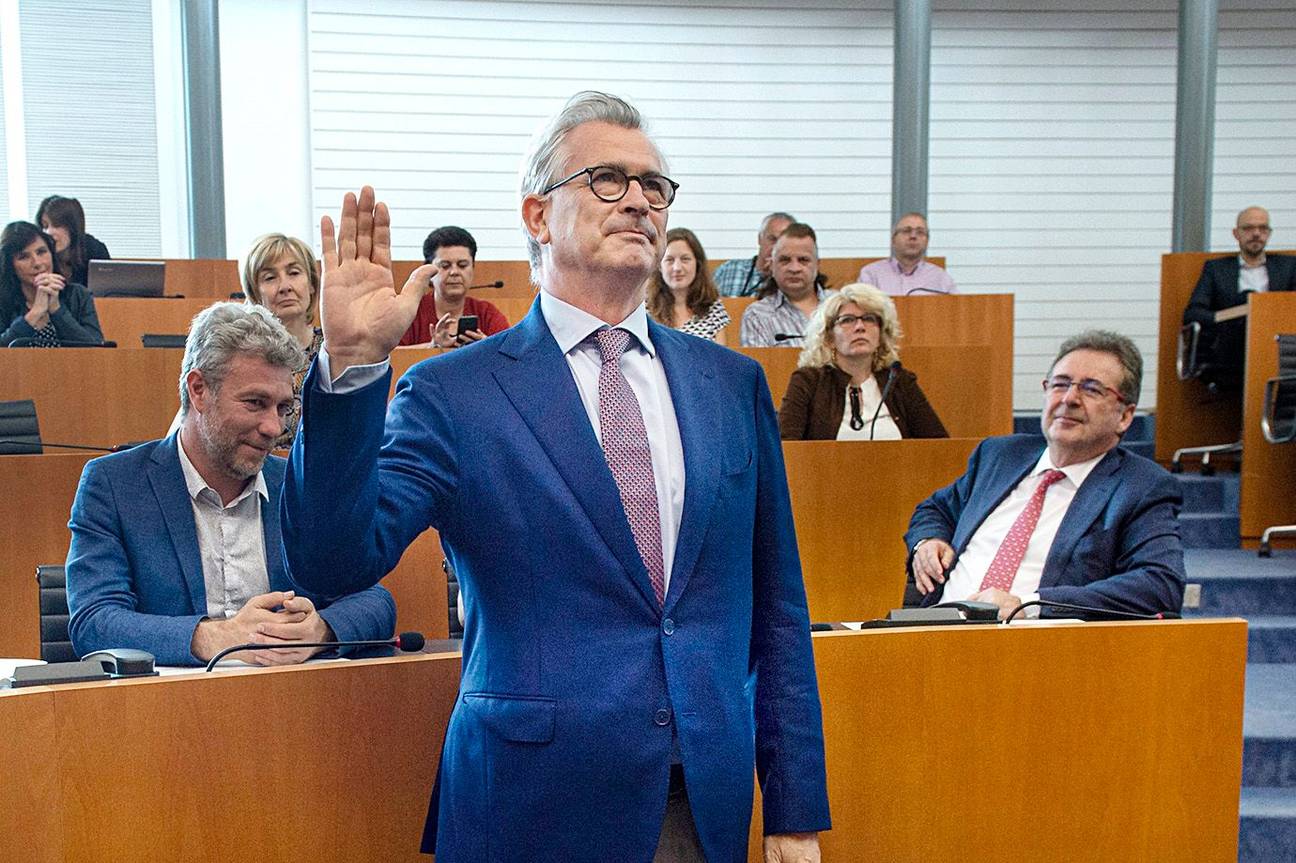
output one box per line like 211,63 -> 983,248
905,330 -> 1186,620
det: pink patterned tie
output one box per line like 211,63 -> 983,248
978,469 -> 1067,592
594,328 -> 666,605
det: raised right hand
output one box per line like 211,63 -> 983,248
912,538 -> 956,595
319,186 -> 432,377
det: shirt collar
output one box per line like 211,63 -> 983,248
773,284 -> 826,309
889,257 -> 924,276
539,290 -> 657,358
1239,253 -> 1267,270
1031,446 -> 1106,490
176,431 -> 269,505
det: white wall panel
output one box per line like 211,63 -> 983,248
306,0 -> 894,263
930,1 -> 1180,410
19,0 -> 160,257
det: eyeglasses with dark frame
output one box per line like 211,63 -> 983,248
834,312 -> 881,330
541,165 -> 679,210
1042,376 -> 1127,404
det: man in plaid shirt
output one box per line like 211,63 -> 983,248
713,211 -> 795,297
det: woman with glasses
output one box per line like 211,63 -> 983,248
0,220 -> 104,347
647,227 -> 730,343
778,283 -> 946,440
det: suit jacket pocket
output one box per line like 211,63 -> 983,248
462,692 -> 556,743
724,448 -> 754,476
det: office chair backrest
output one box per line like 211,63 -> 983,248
37,564 -> 77,663
0,399 -> 42,454
1269,335 -> 1296,444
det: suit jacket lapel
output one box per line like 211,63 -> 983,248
262,458 -> 286,588
492,300 -> 660,610
654,325 -> 719,611
148,436 -> 208,614
1041,448 -> 1121,586
955,450 -> 1038,552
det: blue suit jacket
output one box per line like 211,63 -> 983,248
65,435 -> 396,667
282,302 -> 831,862
904,435 -> 1186,616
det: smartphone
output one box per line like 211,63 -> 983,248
457,315 -> 479,334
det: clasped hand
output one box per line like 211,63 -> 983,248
192,590 -> 334,666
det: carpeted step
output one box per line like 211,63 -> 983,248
1239,787 -> 1296,862
1245,618 -> 1296,665
1243,665 -> 1296,788
1181,512 -> 1242,549
1183,551 -> 1296,615
1176,473 -> 1240,514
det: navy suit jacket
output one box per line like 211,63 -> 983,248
904,435 -> 1186,616
65,435 -> 395,667
281,302 -> 831,862
1184,252 -> 1296,327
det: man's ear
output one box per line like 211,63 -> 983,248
1117,402 -> 1136,435
185,369 -> 210,414
522,194 -> 550,247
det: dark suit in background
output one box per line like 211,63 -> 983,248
1183,253 -> 1296,383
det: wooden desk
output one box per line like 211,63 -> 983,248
124,258 -> 240,300
95,297 -> 222,347
738,345 -> 1009,439
1240,292 -> 1296,541
0,348 -> 180,448
0,619 -> 1245,862
784,439 -> 979,622
0,452 -> 447,659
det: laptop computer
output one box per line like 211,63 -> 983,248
87,260 -> 167,298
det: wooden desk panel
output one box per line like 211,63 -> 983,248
752,620 -> 1246,862
95,297 -> 221,347
1240,292 -> 1296,540
1,621 -> 1243,862
0,348 -> 180,448
384,526 -> 450,639
1155,252 -> 1246,463
125,258 -> 240,300
784,440 -> 978,622
0,454 -> 92,657
737,346 -> 1009,439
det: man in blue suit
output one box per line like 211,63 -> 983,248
281,93 -> 830,862
66,303 -> 395,667
906,330 -> 1185,620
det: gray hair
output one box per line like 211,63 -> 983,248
1050,329 -> 1143,406
760,212 -> 797,232
178,302 -> 304,417
519,91 -> 665,285
798,283 -> 902,371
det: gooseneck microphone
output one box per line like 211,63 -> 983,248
868,361 -> 902,440
773,332 -> 803,342
0,438 -> 131,453
1003,600 -> 1181,625
203,631 -> 427,672
469,280 -> 505,289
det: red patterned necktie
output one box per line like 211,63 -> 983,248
978,469 -> 1068,592
594,328 -> 666,606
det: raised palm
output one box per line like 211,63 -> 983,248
319,186 -> 432,374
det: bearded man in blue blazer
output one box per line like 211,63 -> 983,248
65,303 -> 395,667
281,93 -> 830,862
906,330 -> 1185,620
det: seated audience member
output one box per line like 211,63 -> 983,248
66,303 -> 396,667
1183,205 -> 1296,383
857,212 -> 956,296
399,225 -> 509,347
241,233 -> 324,447
713,211 -> 796,297
35,195 -> 111,289
779,284 -> 946,440
905,330 -> 1185,621
648,227 -> 729,343
740,222 -> 832,347
0,220 -> 103,347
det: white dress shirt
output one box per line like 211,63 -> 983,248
176,434 -> 271,619
939,448 -> 1105,613
317,290 -> 687,592
835,376 -> 901,441
1239,255 -> 1269,294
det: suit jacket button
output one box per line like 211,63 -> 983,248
662,618 -> 675,636
654,708 -> 672,726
